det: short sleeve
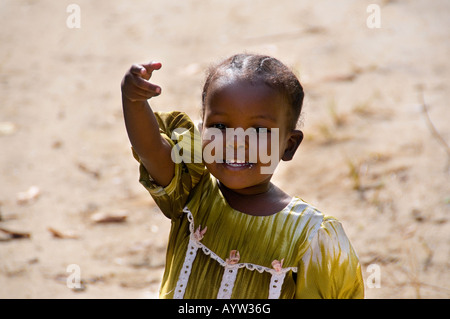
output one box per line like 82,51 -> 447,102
295,216 -> 364,299
132,111 -> 207,219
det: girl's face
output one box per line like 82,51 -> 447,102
201,78 -> 302,194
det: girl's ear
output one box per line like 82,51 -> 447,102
281,130 -> 303,161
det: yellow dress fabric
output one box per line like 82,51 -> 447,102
132,111 -> 364,299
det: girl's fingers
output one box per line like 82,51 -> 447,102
130,61 -> 162,80
125,86 -> 159,101
135,85 -> 161,99
123,62 -> 162,101
141,61 -> 162,74
130,64 -> 147,76
133,76 -> 161,94
140,61 -> 162,80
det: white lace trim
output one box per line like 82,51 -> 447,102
173,206 -> 298,299
173,238 -> 198,299
217,265 -> 239,299
268,272 -> 286,299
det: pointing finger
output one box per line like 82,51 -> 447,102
142,61 -> 162,72
140,61 -> 162,79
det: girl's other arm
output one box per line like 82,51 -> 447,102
121,62 -> 174,187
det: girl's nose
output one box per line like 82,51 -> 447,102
224,130 -> 249,162
225,132 -> 247,150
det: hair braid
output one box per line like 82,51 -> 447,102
202,54 -> 304,130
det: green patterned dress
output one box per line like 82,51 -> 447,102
132,111 -> 364,299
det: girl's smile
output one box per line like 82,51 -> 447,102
223,160 -> 255,170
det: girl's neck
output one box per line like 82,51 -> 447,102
218,181 -> 292,216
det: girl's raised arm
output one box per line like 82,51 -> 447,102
121,62 -> 174,187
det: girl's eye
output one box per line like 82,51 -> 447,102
212,123 -> 227,130
254,127 -> 271,134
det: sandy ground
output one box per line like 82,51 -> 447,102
0,0 -> 449,299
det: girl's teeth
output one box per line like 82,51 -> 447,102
224,160 -> 254,168
226,160 -> 247,164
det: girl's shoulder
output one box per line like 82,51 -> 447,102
154,110 -> 203,135
288,198 -> 351,243
280,197 -> 326,242
154,110 -> 194,129
287,197 -> 324,223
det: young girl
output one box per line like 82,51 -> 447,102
121,53 -> 364,299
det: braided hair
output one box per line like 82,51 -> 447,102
201,53 -> 304,130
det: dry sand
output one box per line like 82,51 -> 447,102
0,0 -> 449,298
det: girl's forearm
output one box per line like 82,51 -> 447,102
122,96 -> 174,186
122,97 -> 159,153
